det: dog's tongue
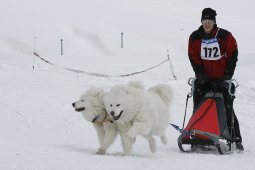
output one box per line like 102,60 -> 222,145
113,110 -> 123,120
92,115 -> 99,123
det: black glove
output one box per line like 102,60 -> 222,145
195,76 -> 209,86
223,74 -> 231,80
210,75 -> 231,90
209,78 -> 225,91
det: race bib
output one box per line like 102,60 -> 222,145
200,38 -> 221,60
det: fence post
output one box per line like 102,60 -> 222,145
60,39 -> 63,55
121,32 -> 124,48
167,50 -> 177,80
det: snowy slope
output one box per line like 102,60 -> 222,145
0,0 -> 255,170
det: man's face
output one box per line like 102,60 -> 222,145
202,19 -> 215,33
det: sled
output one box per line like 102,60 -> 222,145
172,78 -> 239,154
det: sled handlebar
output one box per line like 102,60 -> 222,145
188,77 -> 239,97
224,79 -> 239,96
188,78 -> 196,97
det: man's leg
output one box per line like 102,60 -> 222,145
232,111 -> 244,150
223,84 -> 244,150
193,82 -> 207,111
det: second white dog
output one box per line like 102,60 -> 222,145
104,81 -> 173,155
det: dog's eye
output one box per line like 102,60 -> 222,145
116,104 -> 120,107
81,100 -> 84,102
110,104 -> 112,107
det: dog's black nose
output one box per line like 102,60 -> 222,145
110,111 -> 115,116
72,103 -> 75,107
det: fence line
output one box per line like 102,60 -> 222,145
33,52 -> 174,78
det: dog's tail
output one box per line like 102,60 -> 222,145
149,84 -> 173,107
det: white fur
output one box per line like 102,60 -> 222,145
72,87 -> 117,155
104,81 -> 173,155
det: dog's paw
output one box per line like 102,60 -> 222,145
96,148 -> 105,155
148,137 -> 156,153
160,135 -> 168,145
132,137 -> 136,143
122,147 -> 133,156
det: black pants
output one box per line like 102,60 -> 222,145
193,81 -> 242,143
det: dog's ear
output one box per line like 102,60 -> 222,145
125,86 -> 133,95
88,87 -> 103,97
94,89 -> 105,106
128,81 -> 144,89
126,89 -> 130,95
98,90 -> 105,100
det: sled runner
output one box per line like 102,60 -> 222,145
172,78 -> 239,154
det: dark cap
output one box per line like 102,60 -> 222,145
201,8 -> 217,23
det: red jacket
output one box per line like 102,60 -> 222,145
188,25 -> 238,79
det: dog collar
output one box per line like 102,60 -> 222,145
92,115 -> 113,124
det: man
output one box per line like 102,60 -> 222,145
188,8 -> 244,150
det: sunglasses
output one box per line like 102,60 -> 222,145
202,19 -> 215,25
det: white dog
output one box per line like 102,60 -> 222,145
103,81 -> 173,155
72,87 -> 117,155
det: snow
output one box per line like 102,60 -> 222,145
0,0 -> 255,169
